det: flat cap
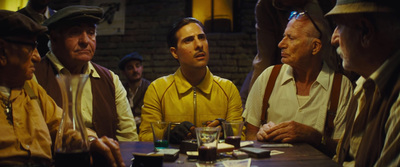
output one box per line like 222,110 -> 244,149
0,10 -> 47,42
44,5 -> 103,30
119,52 -> 143,70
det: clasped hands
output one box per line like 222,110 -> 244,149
256,120 -> 321,145
169,119 -> 224,144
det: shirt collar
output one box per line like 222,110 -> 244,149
280,62 -> 331,91
368,49 -> 400,94
46,51 -> 99,78
174,66 -> 213,94
354,76 -> 366,95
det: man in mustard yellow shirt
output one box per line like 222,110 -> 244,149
139,17 -> 243,143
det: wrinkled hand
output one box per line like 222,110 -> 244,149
90,136 -> 125,167
256,121 -> 276,141
170,121 -> 195,144
263,121 -> 320,144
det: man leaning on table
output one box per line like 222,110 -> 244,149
34,5 -> 138,141
139,17 -> 244,143
242,8 -> 353,157
0,10 -> 125,166
326,0 -> 400,166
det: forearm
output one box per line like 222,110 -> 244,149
245,123 -> 259,140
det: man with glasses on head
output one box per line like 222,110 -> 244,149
242,9 -> 353,156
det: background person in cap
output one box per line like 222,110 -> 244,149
118,52 -> 151,134
0,10 -> 126,167
34,5 -> 138,142
18,0 -> 55,57
326,0 -> 400,166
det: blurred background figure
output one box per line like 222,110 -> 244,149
119,52 -> 151,134
17,0 -> 54,57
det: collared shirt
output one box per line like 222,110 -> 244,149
0,80 -> 62,164
139,67 -> 243,141
243,63 -> 353,139
42,52 -> 138,141
343,50 -> 400,167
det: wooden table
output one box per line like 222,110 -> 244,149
119,141 -> 341,167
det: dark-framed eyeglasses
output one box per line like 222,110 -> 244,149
289,11 -> 322,39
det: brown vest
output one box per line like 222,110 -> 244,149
35,57 -> 118,140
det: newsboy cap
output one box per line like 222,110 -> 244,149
325,0 -> 396,16
118,52 -> 143,70
44,5 -> 103,30
0,10 -> 47,42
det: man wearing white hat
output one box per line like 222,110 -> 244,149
326,0 -> 400,166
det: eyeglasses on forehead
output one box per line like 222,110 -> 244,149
289,11 -> 322,39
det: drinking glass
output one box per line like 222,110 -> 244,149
195,127 -> 221,164
222,121 -> 244,149
151,121 -> 170,151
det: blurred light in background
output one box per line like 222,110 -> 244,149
192,0 -> 233,32
0,0 -> 28,11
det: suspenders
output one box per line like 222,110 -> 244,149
260,64 -> 342,138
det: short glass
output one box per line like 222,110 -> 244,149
151,121 -> 170,151
222,121 -> 244,149
195,127 -> 221,164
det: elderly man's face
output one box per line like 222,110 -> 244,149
331,18 -> 363,73
2,39 -> 41,87
51,22 -> 96,65
170,23 -> 209,70
278,19 -> 317,67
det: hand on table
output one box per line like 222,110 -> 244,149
258,121 -> 321,145
256,121 -> 276,141
90,136 -> 126,167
